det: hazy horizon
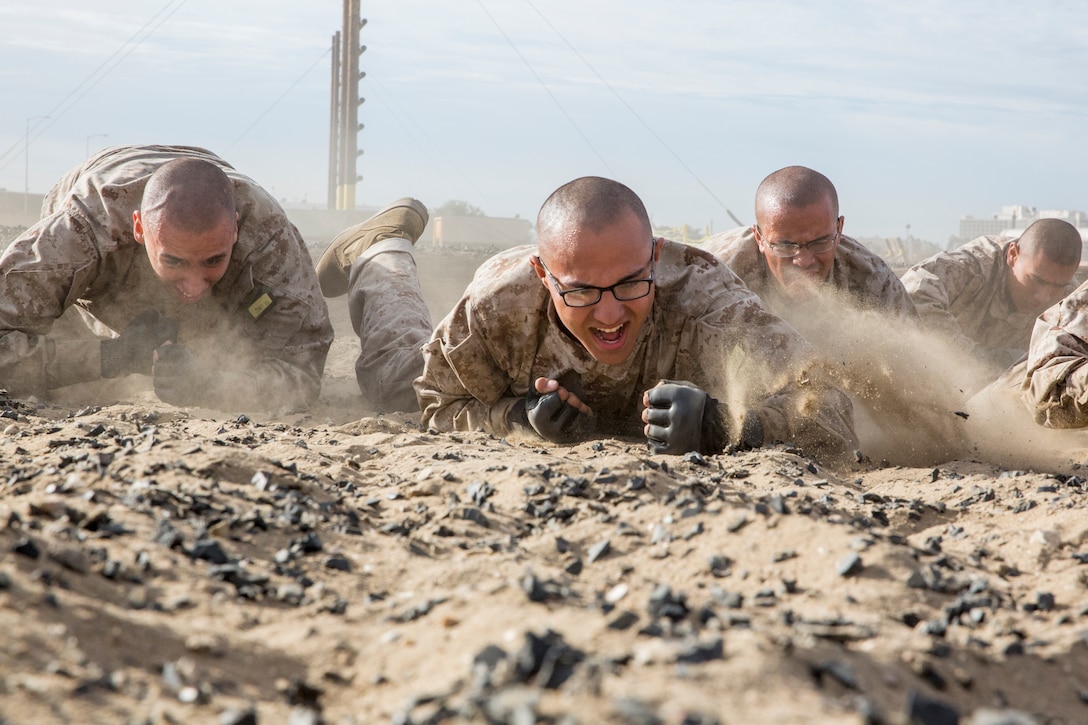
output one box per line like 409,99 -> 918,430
2,1 -> 1086,244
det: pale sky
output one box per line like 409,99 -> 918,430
1,0 -> 1086,244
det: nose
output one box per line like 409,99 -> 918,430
792,247 -> 818,267
177,271 -> 211,300
593,290 -> 626,324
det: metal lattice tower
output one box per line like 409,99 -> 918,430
329,0 -> 366,210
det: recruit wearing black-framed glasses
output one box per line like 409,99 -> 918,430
537,239 -> 656,308
757,229 -> 841,259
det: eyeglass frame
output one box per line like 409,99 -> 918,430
755,220 -> 843,259
536,239 -> 657,308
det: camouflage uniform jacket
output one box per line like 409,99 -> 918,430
699,226 -> 916,319
900,236 -> 1045,364
1017,278 -> 1088,427
0,145 -> 333,410
416,240 -> 858,458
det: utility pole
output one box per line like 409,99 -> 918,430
330,0 -> 366,210
327,30 -> 340,209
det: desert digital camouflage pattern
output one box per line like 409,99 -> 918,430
901,236 -> 1055,368
416,240 -> 858,458
1017,278 -> 1088,427
0,145 -> 333,411
346,244 -> 431,411
700,225 -> 916,319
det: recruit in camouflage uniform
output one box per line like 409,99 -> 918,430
901,237 -> 1037,368
700,225 -> 916,320
0,145 -> 333,410
415,239 -> 858,459
1013,278 -> 1088,428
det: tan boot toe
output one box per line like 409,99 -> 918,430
316,197 -> 428,297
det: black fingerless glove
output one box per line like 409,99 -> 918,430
644,381 -> 729,455
524,388 -> 594,443
100,310 -> 179,378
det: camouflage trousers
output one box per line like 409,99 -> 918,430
347,239 -> 432,412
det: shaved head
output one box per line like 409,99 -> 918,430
537,176 -> 651,257
754,166 -> 839,223
1017,218 -> 1082,267
141,158 -> 236,234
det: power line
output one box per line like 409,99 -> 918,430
224,45 -> 331,153
475,0 -> 615,176
524,0 -> 743,226
367,75 -> 495,212
0,0 -> 188,172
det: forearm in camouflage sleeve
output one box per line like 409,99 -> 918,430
1023,348 -> 1088,429
415,336 -> 522,434
1015,310 -> 1088,428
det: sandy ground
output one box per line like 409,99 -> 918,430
2,245 -> 1088,724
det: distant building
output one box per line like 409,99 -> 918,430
958,205 -> 1037,241
430,215 -> 532,251
957,205 -> 1088,256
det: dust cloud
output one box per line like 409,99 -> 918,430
766,284 -> 1088,470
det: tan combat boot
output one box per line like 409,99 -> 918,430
316,197 -> 429,298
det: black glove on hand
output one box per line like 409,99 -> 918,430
644,381 -> 728,455
100,310 -> 179,378
152,343 -> 204,406
525,383 -> 594,444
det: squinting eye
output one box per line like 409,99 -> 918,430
564,289 -> 598,305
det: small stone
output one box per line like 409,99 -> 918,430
251,471 -> 272,491
605,583 -> 629,604
587,539 -> 611,564
467,481 -> 494,506
324,555 -> 351,572
675,637 -> 723,664
1029,529 -> 1060,548
608,610 -> 639,631
647,584 -> 689,622
682,522 -> 704,540
461,507 -> 490,528
287,707 -> 321,725
683,451 -> 707,466
837,553 -> 863,578
219,708 -> 258,725
522,570 -> 547,603
190,539 -> 230,565
178,686 -> 201,704
277,583 -> 305,605
811,660 -> 858,690
14,536 -> 40,559
708,555 -> 732,578
906,690 -> 959,725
